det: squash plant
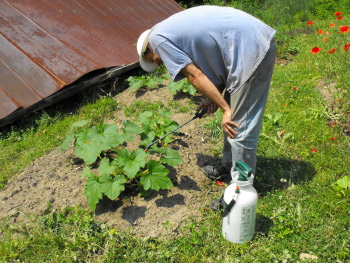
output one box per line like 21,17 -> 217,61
59,110 -> 183,211
126,74 -> 197,96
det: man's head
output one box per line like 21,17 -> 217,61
137,29 -> 162,72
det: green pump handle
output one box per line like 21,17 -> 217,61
235,161 -> 253,181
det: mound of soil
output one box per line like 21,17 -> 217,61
0,85 -> 224,239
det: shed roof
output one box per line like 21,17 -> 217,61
0,0 -> 183,128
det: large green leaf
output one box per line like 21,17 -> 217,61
84,173 -> 103,211
140,160 -> 172,191
99,158 -> 117,176
160,148 -> 183,166
89,124 -> 121,152
122,120 -> 144,135
138,131 -> 156,147
127,76 -> 146,91
75,142 -> 102,165
59,120 -> 89,151
138,111 -> 153,124
102,124 -> 123,148
59,128 -> 74,152
74,128 -> 90,146
168,81 -> 183,95
99,173 -> 126,200
116,149 -> 147,179
158,109 -> 172,117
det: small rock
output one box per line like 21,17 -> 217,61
300,253 -> 318,260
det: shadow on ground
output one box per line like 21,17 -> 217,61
195,153 -> 316,195
255,155 -> 316,195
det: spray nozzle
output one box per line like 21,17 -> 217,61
235,161 -> 253,181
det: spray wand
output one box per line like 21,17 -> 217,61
144,107 -> 208,152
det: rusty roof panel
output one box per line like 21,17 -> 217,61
0,0 -> 183,125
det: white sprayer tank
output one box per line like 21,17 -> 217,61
222,161 -> 258,243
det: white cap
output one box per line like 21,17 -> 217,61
137,29 -> 158,72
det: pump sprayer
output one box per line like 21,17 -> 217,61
222,161 -> 258,243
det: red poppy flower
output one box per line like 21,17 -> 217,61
328,137 -> 336,140
325,31 -> 329,35
339,26 -> 350,33
216,181 -> 223,187
311,47 -> 321,54
317,29 -> 323,34
328,48 -> 337,54
323,38 -> 329,42
307,20 -> 313,26
336,16 -> 343,20
329,23 -> 335,27
334,12 -> 342,16
311,148 -> 317,152
344,44 -> 349,52
328,121 -> 337,127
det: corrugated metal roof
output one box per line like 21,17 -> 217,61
0,0 -> 183,127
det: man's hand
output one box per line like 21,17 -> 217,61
181,63 -> 239,138
197,101 -> 239,139
222,109 -> 239,139
197,99 -> 218,114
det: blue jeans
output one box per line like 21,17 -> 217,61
222,39 -> 276,174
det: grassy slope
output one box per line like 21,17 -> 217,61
1,10 -> 350,263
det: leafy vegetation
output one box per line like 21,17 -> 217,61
59,110 -> 183,211
126,70 -> 197,96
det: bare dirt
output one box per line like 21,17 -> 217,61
0,85 -> 224,239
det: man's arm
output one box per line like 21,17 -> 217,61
181,63 -> 239,138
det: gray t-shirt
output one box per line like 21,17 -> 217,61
148,6 -> 276,95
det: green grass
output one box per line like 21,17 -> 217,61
0,96 -> 119,188
1,3 -> 350,263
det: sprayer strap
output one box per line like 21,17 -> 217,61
222,199 -> 236,217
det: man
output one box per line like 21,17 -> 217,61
136,5 -> 276,179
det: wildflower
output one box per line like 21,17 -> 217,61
292,87 -> 297,90
307,20 -> 313,26
325,31 -> 329,35
311,47 -> 321,54
328,137 -> 336,140
317,29 -> 323,34
296,155 -> 301,161
329,23 -> 335,27
328,121 -> 337,127
216,181 -> 223,187
323,38 -> 329,42
283,103 -> 287,107
336,16 -> 343,20
311,148 -> 317,153
344,44 -> 350,52
339,26 -> 350,33
334,12 -> 342,16
279,130 -> 286,136
328,48 -> 337,54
